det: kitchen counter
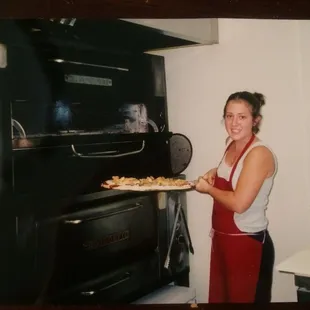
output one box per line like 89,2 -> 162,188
276,250 -> 310,277
277,250 -> 310,302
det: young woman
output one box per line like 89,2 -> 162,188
195,91 -> 277,303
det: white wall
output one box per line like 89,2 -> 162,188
152,19 -> 310,302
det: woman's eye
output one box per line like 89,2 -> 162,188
239,116 -> 246,120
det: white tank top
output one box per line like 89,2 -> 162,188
216,140 -> 278,233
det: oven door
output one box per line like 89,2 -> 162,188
32,194 -> 159,298
50,252 -> 160,304
12,133 -> 173,198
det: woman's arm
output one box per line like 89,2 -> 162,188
195,146 -> 275,214
203,167 -> 217,185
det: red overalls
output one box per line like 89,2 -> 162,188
208,134 -> 265,303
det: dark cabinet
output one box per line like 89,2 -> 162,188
295,276 -> 310,302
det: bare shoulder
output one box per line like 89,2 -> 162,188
244,145 -> 276,176
246,145 -> 274,160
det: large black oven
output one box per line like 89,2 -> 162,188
0,19 -> 193,305
14,189 -> 191,305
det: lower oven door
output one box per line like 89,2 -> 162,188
33,194 -> 158,299
50,252 -> 160,304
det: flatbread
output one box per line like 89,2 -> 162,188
101,176 -> 194,192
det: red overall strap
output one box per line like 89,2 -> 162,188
229,134 -> 255,183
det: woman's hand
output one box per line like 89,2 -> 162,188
202,168 -> 217,186
195,176 -> 213,194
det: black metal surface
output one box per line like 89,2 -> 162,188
297,288 -> 310,303
51,252 -> 161,305
35,195 -> 157,299
0,67 -> 12,200
0,19 -> 198,54
2,21 -> 174,199
180,205 -> 194,255
170,133 -> 193,176
157,189 -> 191,287
13,189 -> 191,305
0,18 -> 192,305
295,276 -> 310,290
12,134 -> 173,199
7,40 -> 169,142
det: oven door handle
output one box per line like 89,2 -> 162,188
80,272 -> 131,296
64,203 -> 143,224
12,118 -> 27,139
71,140 -> 145,158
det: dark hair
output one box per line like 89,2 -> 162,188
223,91 -> 266,134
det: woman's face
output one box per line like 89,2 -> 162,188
224,100 -> 256,141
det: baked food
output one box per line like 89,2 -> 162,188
101,176 -> 193,191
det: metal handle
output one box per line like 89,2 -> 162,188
71,140 -> 145,158
148,119 -> 159,132
64,203 -> 143,225
63,220 -> 82,224
180,204 -> 195,254
164,200 -> 182,269
12,118 -> 27,139
80,272 -> 131,296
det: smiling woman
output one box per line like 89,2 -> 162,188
195,91 -> 278,304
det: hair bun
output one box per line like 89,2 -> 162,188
253,92 -> 266,107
